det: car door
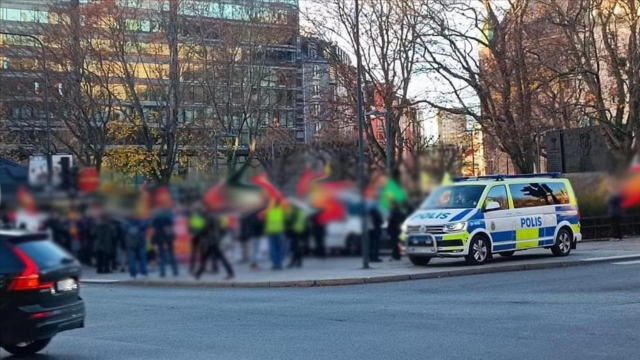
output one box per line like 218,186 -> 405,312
482,185 -> 515,252
509,183 -> 546,250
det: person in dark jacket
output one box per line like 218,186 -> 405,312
78,213 -> 95,265
194,213 -> 234,280
608,176 -> 625,241
369,206 -> 384,262
120,217 -> 150,278
388,200 -> 405,261
310,212 -> 326,258
152,209 -> 178,277
45,212 -> 72,252
93,215 -> 116,274
239,212 -> 254,264
287,206 -> 307,268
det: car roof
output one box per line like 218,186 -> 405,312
0,229 -> 48,237
448,178 -> 568,186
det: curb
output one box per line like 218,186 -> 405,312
81,254 -> 640,289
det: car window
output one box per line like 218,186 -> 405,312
0,241 -> 24,275
485,185 -> 509,210
542,182 -> 570,205
14,240 -> 73,270
509,182 -> 568,208
421,185 -> 486,209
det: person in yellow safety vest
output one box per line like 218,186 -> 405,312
265,199 -> 286,270
188,205 -> 207,273
287,206 -> 307,268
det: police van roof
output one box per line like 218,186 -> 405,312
452,173 -> 563,183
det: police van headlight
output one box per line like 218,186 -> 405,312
401,222 -> 408,234
443,222 -> 467,233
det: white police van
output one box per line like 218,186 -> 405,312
402,174 -> 581,266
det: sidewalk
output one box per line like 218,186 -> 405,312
81,238 -> 640,288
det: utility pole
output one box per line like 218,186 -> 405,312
354,0 -> 370,269
385,110 -> 392,177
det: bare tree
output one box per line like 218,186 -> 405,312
542,0 -> 640,168
304,0 -> 426,179
413,0 -> 577,173
85,0 -> 196,183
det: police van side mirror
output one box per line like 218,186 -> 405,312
484,201 -> 501,212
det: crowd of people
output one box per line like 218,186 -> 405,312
2,179 -> 414,281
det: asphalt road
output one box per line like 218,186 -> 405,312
3,262 -> 640,360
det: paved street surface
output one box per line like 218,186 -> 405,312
81,239 -> 640,287
4,260 -> 639,360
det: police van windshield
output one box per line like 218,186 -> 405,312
421,185 -> 486,210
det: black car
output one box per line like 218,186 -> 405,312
0,230 -> 85,357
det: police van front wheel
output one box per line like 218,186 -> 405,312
465,236 -> 491,265
551,228 -> 572,257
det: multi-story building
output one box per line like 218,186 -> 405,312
298,36 -> 351,141
435,109 -> 484,176
0,0 -> 303,173
436,109 -> 468,146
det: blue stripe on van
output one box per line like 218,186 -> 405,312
538,237 -> 554,247
555,205 -> 576,212
450,209 -> 472,222
468,220 -> 486,232
494,243 -> 515,251
491,231 -> 513,243
556,214 -> 579,225
468,210 -> 484,221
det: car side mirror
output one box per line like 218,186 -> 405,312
484,201 -> 501,212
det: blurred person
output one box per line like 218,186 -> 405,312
311,212 -> 326,258
609,176 -> 624,241
388,200 -> 404,261
111,218 -> 127,273
78,211 -> 96,266
194,212 -> 234,280
287,205 -> 307,268
152,207 -> 179,277
369,205 -> 384,263
265,199 -> 287,270
93,214 -> 116,274
45,212 -> 73,251
188,205 -> 207,273
239,212 -> 254,264
120,215 -> 150,279
248,211 -> 264,270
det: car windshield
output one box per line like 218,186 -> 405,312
421,185 -> 486,209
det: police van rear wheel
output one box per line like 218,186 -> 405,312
409,256 -> 431,266
465,236 -> 490,265
551,228 -> 572,256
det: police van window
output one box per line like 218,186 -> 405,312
422,185 -> 486,209
541,182 -> 570,205
509,183 -> 568,208
485,185 -> 508,210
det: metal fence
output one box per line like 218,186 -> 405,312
581,214 -> 640,240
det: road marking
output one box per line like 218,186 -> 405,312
612,260 -> 640,265
583,255 -> 640,262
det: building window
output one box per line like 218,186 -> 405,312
312,84 -> 320,97
309,44 -> 317,58
313,65 -> 321,79
311,104 -> 320,117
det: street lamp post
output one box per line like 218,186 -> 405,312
1,31 -> 53,189
354,0 -> 370,269
364,109 -> 391,175
213,132 -> 235,179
